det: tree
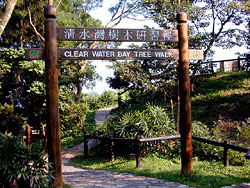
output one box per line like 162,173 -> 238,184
142,0 -> 250,63
0,0 -> 17,36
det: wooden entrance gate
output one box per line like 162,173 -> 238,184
25,1 -> 203,187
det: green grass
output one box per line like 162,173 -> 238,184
70,154 -> 250,188
192,71 -> 250,126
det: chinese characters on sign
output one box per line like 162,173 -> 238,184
58,27 -> 178,42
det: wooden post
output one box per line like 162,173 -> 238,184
177,12 -> 193,175
110,135 -> 115,162
45,4 -> 62,188
27,125 -> 31,149
136,135 -> 141,169
223,140 -> 229,166
84,132 -> 89,157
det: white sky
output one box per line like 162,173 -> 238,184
83,0 -> 249,95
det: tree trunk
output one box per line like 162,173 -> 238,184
76,60 -> 87,103
170,97 -> 175,122
0,0 -> 17,36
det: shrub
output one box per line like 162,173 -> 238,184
104,103 -> 176,138
192,121 -> 223,161
0,103 -> 27,136
0,133 -> 54,188
213,117 -> 250,147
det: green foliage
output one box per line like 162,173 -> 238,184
84,91 -> 117,110
0,48 -> 46,130
99,91 -> 117,107
213,117 -> 250,147
0,103 -> 27,136
102,103 -> 176,138
59,86 -> 88,139
192,121 -> 223,161
0,133 -> 54,187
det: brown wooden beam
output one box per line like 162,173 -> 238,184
25,48 -> 203,61
45,4 -> 62,188
177,12 -> 193,176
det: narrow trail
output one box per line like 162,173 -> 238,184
61,107 -> 250,188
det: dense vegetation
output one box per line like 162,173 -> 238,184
1,0 -> 249,187
71,71 -> 250,188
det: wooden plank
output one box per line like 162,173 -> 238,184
192,136 -> 248,153
57,27 -> 178,42
25,48 -> 203,60
139,135 -> 181,142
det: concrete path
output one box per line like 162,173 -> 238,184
61,141 -> 195,188
62,107 -> 250,188
94,106 -> 117,124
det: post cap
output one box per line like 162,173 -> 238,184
44,5 -> 56,18
177,12 -> 188,23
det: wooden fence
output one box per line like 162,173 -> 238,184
84,133 -> 249,169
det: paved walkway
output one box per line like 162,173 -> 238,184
62,107 -> 250,188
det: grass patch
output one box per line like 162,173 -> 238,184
70,154 -> 250,188
192,71 -> 250,126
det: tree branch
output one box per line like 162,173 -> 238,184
0,0 -> 17,36
27,7 -> 45,43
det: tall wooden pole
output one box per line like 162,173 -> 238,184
177,12 -> 193,175
45,3 -> 62,187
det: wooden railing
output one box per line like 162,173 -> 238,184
84,133 -> 249,169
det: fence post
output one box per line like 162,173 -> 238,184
110,135 -> 115,162
223,140 -> 229,166
136,135 -> 141,169
84,132 -> 89,157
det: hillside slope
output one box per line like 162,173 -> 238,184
191,71 -> 250,127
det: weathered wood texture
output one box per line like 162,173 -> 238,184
57,27 -> 178,42
177,12 -> 193,176
45,5 -> 62,188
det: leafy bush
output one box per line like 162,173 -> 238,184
0,103 -> 27,136
192,120 -> 249,165
102,103 -> 176,138
213,117 -> 250,147
0,133 -> 54,188
99,91 -> 117,107
192,121 -> 223,161
85,91 -> 117,110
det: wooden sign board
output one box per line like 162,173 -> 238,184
57,27 -> 178,42
25,48 -> 203,61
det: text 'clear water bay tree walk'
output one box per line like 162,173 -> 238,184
25,0 -> 203,187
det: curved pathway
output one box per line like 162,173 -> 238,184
62,107 -> 250,188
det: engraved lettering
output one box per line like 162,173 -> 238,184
109,30 -> 119,40
163,31 -> 172,41
95,29 -> 105,40
155,51 -> 173,58
134,51 -> 152,57
64,28 -> 75,39
136,30 -> 147,40
79,29 -> 90,40
150,30 -> 160,41
123,30 -> 133,40
118,51 -> 131,57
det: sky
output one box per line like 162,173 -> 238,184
82,0 -> 249,95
